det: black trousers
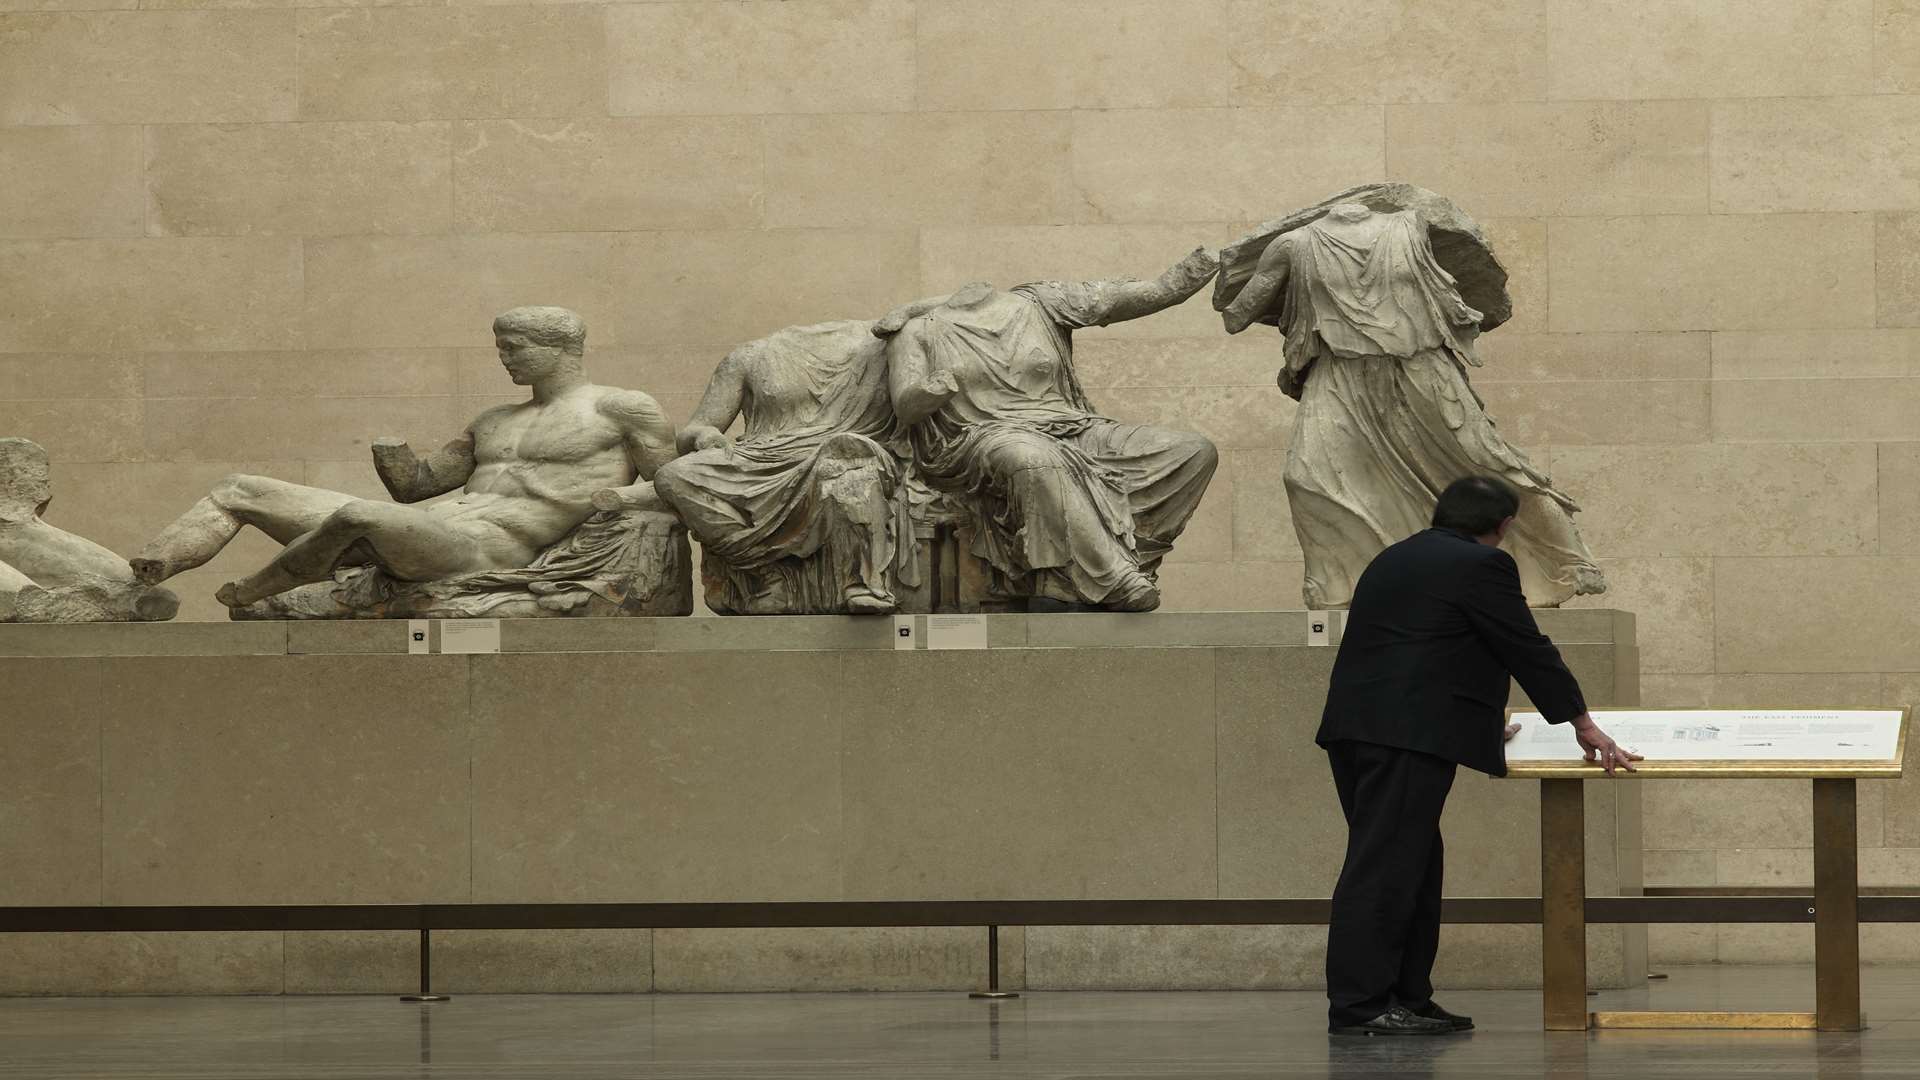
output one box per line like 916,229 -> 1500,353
1324,739 -> 1458,1028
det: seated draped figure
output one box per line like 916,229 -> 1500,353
653,320 -> 925,616
0,437 -> 178,622
874,248 -> 1222,612
1214,183 -> 1606,608
130,306 -> 694,619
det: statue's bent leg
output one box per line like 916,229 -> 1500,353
978,432 -> 1153,609
132,474 -> 355,584
818,436 -> 903,613
1284,461 -> 1389,610
1397,350 -> 1605,604
217,500 -> 486,608
1280,360 -> 1427,609
819,459 -> 897,614
1068,422 -> 1219,577
653,453 -> 750,538
658,442 -> 903,615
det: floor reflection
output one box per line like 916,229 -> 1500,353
1,965 -> 1915,1079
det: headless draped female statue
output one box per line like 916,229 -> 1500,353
1220,200 -> 1605,608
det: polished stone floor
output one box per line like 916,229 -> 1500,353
4,966 -> 1919,1078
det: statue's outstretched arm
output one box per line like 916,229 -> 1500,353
873,293 -> 954,338
1221,234 -> 1293,335
677,351 -> 748,455
1081,247 -> 1220,326
372,431 -> 476,503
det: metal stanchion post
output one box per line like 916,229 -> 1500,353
1814,778 -> 1863,1031
969,925 -> 1018,999
400,927 -> 450,1003
1539,778 -> 1588,1031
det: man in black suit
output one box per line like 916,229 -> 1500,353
1319,475 -> 1639,1037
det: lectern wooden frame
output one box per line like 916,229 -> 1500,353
1505,707 -> 1909,1033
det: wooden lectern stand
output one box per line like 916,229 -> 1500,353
1506,707 -> 1909,1033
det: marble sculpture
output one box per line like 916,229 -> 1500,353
653,320 -> 922,615
130,307 -> 694,619
875,249 -> 1221,612
18,192 -> 1612,620
0,437 -> 179,622
1215,183 -> 1605,608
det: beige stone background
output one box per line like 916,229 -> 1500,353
2,0 -> 1919,966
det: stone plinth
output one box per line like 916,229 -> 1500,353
0,609 -> 1640,994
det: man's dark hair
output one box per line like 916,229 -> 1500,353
1432,475 -> 1520,536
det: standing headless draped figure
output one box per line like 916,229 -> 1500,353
877,249 -> 1221,611
1218,194 -> 1605,608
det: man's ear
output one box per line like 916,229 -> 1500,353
1494,515 -> 1517,543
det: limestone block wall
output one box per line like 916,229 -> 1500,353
0,0 -> 1918,965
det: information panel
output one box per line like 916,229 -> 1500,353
926,614 -> 988,651
1505,708 -> 1906,773
438,618 -> 502,655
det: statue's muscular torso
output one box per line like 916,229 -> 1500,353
430,385 -> 671,568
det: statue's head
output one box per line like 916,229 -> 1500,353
492,306 -> 586,385
1325,203 -> 1373,223
0,437 -> 52,519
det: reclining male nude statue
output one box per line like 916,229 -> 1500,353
653,320 -> 922,615
874,248 -> 1222,612
0,437 -> 178,622
131,306 -> 691,618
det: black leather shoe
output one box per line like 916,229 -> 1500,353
1411,1001 -> 1474,1031
1328,1005 -> 1454,1036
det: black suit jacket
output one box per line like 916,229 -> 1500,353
1316,527 -> 1588,777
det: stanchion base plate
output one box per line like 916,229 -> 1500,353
399,995 -> 450,1003
969,992 -> 1019,1000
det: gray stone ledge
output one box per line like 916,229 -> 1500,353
1024,611 -> 1307,649
0,609 -> 1628,657
0,622 -> 287,657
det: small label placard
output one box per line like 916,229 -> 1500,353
438,618 -> 501,655
1507,708 -> 1905,764
407,619 -> 430,655
893,615 -> 919,651
926,613 -> 988,651
1307,610 -> 1332,647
